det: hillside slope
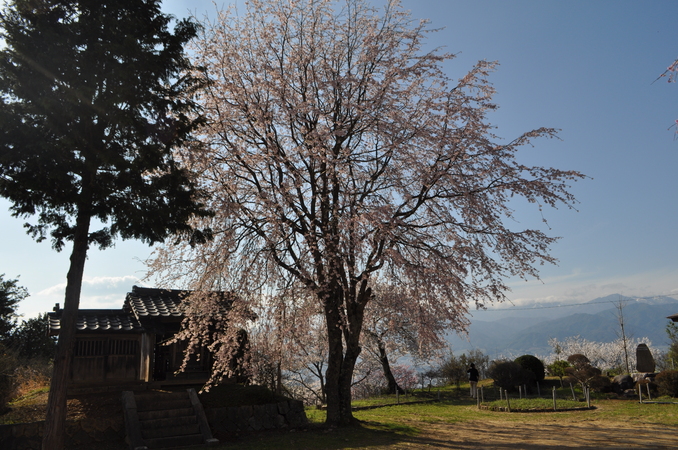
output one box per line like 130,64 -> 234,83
447,295 -> 678,358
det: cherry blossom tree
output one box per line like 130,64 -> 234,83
547,335 -> 654,373
362,279 -> 448,394
655,58 -> 678,134
150,0 -> 584,426
283,322 -> 329,404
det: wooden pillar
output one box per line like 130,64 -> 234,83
139,333 -> 153,382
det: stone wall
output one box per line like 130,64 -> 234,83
206,399 -> 308,437
0,399 -> 307,449
0,416 -> 125,450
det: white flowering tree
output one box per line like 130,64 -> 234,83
547,335 -> 654,373
655,58 -> 678,135
361,279 -> 448,395
150,0 -> 583,426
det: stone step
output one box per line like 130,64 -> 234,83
123,389 -> 218,449
136,394 -> 193,412
141,414 -> 198,430
144,433 -> 205,449
137,406 -> 196,421
141,422 -> 201,440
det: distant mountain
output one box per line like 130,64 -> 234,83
446,294 -> 678,359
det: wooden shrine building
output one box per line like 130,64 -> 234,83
48,286 -> 212,387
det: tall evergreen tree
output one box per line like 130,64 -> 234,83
0,1 -> 211,447
7,313 -> 57,360
0,274 -> 28,341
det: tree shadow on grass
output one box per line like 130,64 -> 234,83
217,417 -> 678,449
216,420 -> 416,449
387,420 -> 678,450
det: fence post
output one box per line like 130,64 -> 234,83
552,386 -> 556,411
519,385 -> 522,399
524,384 -> 527,398
506,393 -> 511,412
480,386 -> 484,404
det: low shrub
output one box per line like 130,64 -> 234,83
0,345 -> 19,409
0,345 -> 52,411
488,360 -> 534,392
654,370 -> 678,397
565,354 -> 601,388
547,360 -> 570,386
13,359 -> 51,399
589,374 -> 612,393
635,378 -> 658,397
514,355 -> 545,382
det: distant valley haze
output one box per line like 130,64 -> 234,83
448,294 -> 678,359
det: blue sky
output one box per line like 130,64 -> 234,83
3,0 -> 678,320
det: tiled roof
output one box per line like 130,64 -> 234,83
47,286 -> 231,335
125,286 -> 186,318
48,310 -> 143,335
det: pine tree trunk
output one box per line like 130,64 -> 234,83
42,211 -> 91,450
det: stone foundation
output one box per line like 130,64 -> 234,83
0,399 -> 307,449
0,416 -> 125,450
206,399 -> 308,437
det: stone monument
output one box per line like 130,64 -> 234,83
636,343 -> 655,373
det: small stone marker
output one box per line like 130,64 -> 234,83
636,343 -> 655,373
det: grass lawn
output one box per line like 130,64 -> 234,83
3,381 -> 677,448
212,385 -> 678,449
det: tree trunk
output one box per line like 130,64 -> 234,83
323,282 -> 368,426
323,300 -> 351,426
275,360 -> 282,395
377,338 -> 404,394
42,211 -> 91,450
312,361 -> 327,404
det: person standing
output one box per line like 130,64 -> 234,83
467,363 -> 479,398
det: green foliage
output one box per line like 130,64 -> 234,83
483,397 -> 585,411
465,349 -> 490,379
565,354 -> 601,388
440,350 -> 489,388
440,354 -> 466,388
6,313 -> 56,360
666,323 -> 678,368
667,322 -> 678,343
0,274 -> 28,341
588,374 -> 612,393
0,0 -> 211,250
0,343 -> 18,408
654,370 -> 678,397
488,360 -> 534,392
0,2 -> 213,445
514,354 -> 545,382
547,360 -> 571,381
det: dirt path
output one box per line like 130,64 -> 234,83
391,420 -> 677,449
